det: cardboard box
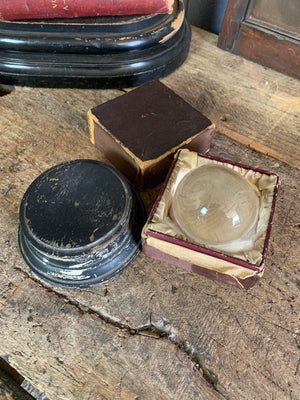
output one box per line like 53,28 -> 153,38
88,80 -> 215,189
142,149 -> 279,289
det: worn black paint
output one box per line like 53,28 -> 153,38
0,0 -> 190,88
18,160 -> 146,288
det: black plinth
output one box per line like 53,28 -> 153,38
0,0 -> 190,88
18,160 -> 146,288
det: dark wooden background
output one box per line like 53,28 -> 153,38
185,0 -> 229,33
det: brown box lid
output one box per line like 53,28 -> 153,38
88,80 -> 215,189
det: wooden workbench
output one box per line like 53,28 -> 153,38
0,27 -> 299,400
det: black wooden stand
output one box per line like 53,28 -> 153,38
0,0 -> 190,88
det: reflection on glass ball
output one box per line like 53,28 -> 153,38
173,164 -> 259,247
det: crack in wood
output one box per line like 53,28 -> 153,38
0,356 -> 49,400
14,265 -> 227,398
21,380 -> 50,400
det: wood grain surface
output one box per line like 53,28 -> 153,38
163,27 -> 300,170
0,28 -> 299,400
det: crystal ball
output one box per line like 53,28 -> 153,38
173,164 -> 259,247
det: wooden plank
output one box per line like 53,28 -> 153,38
0,279 -> 222,400
8,133 -> 297,400
0,28 -> 299,400
0,86 -> 223,400
162,27 -> 300,169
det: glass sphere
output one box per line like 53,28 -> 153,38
173,164 -> 259,247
